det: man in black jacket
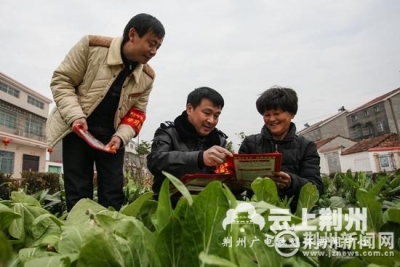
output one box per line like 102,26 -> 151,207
239,86 -> 323,213
147,87 -> 233,202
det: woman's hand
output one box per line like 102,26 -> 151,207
271,171 -> 291,190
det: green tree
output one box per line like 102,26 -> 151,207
225,141 -> 234,153
136,140 -> 151,156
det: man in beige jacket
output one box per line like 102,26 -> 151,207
47,13 -> 165,211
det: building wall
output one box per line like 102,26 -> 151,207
299,112 -> 349,141
320,115 -> 350,139
301,128 -> 320,142
318,137 -> 356,174
384,94 -> 400,135
370,150 -> 400,173
0,73 -> 50,118
323,137 -> 356,151
0,139 -> 48,178
0,72 -> 52,178
335,150 -> 400,174
346,97 -> 400,141
341,151 -> 372,172
125,139 -> 137,153
320,149 -> 342,175
48,142 -> 63,163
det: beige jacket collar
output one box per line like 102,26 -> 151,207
107,36 -> 144,82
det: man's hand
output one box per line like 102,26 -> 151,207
72,118 -> 88,131
105,136 -> 122,151
203,146 -> 233,167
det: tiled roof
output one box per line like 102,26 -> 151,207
315,136 -> 337,149
298,87 -> 400,135
341,133 -> 400,155
320,145 -> 345,153
315,135 -> 354,149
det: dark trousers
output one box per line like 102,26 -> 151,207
62,132 -> 125,211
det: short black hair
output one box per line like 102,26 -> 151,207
256,86 -> 298,115
123,13 -> 165,41
187,87 -> 224,109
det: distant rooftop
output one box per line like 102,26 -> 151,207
347,87 -> 400,115
341,133 -> 400,155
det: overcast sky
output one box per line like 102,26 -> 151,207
1,0 -> 399,150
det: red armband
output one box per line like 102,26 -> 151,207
120,108 -> 146,136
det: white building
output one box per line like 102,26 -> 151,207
315,135 -> 356,175
341,133 -> 400,173
0,72 -> 52,178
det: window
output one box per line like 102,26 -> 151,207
27,96 -> 44,109
0,150 -> 14,174
351,115 -> 358,122
373,106 -> 380,113
379,156 -> 389,168
351,124 -> 362,139
363,124 -> 373,135
48,165 -> 62,174
0,81 -> 20,98
377,122 -> 384,132
364,110 -> 369,117
0,110 -> 17,129
363,125 -> 372,135
25,115 -> 44,136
